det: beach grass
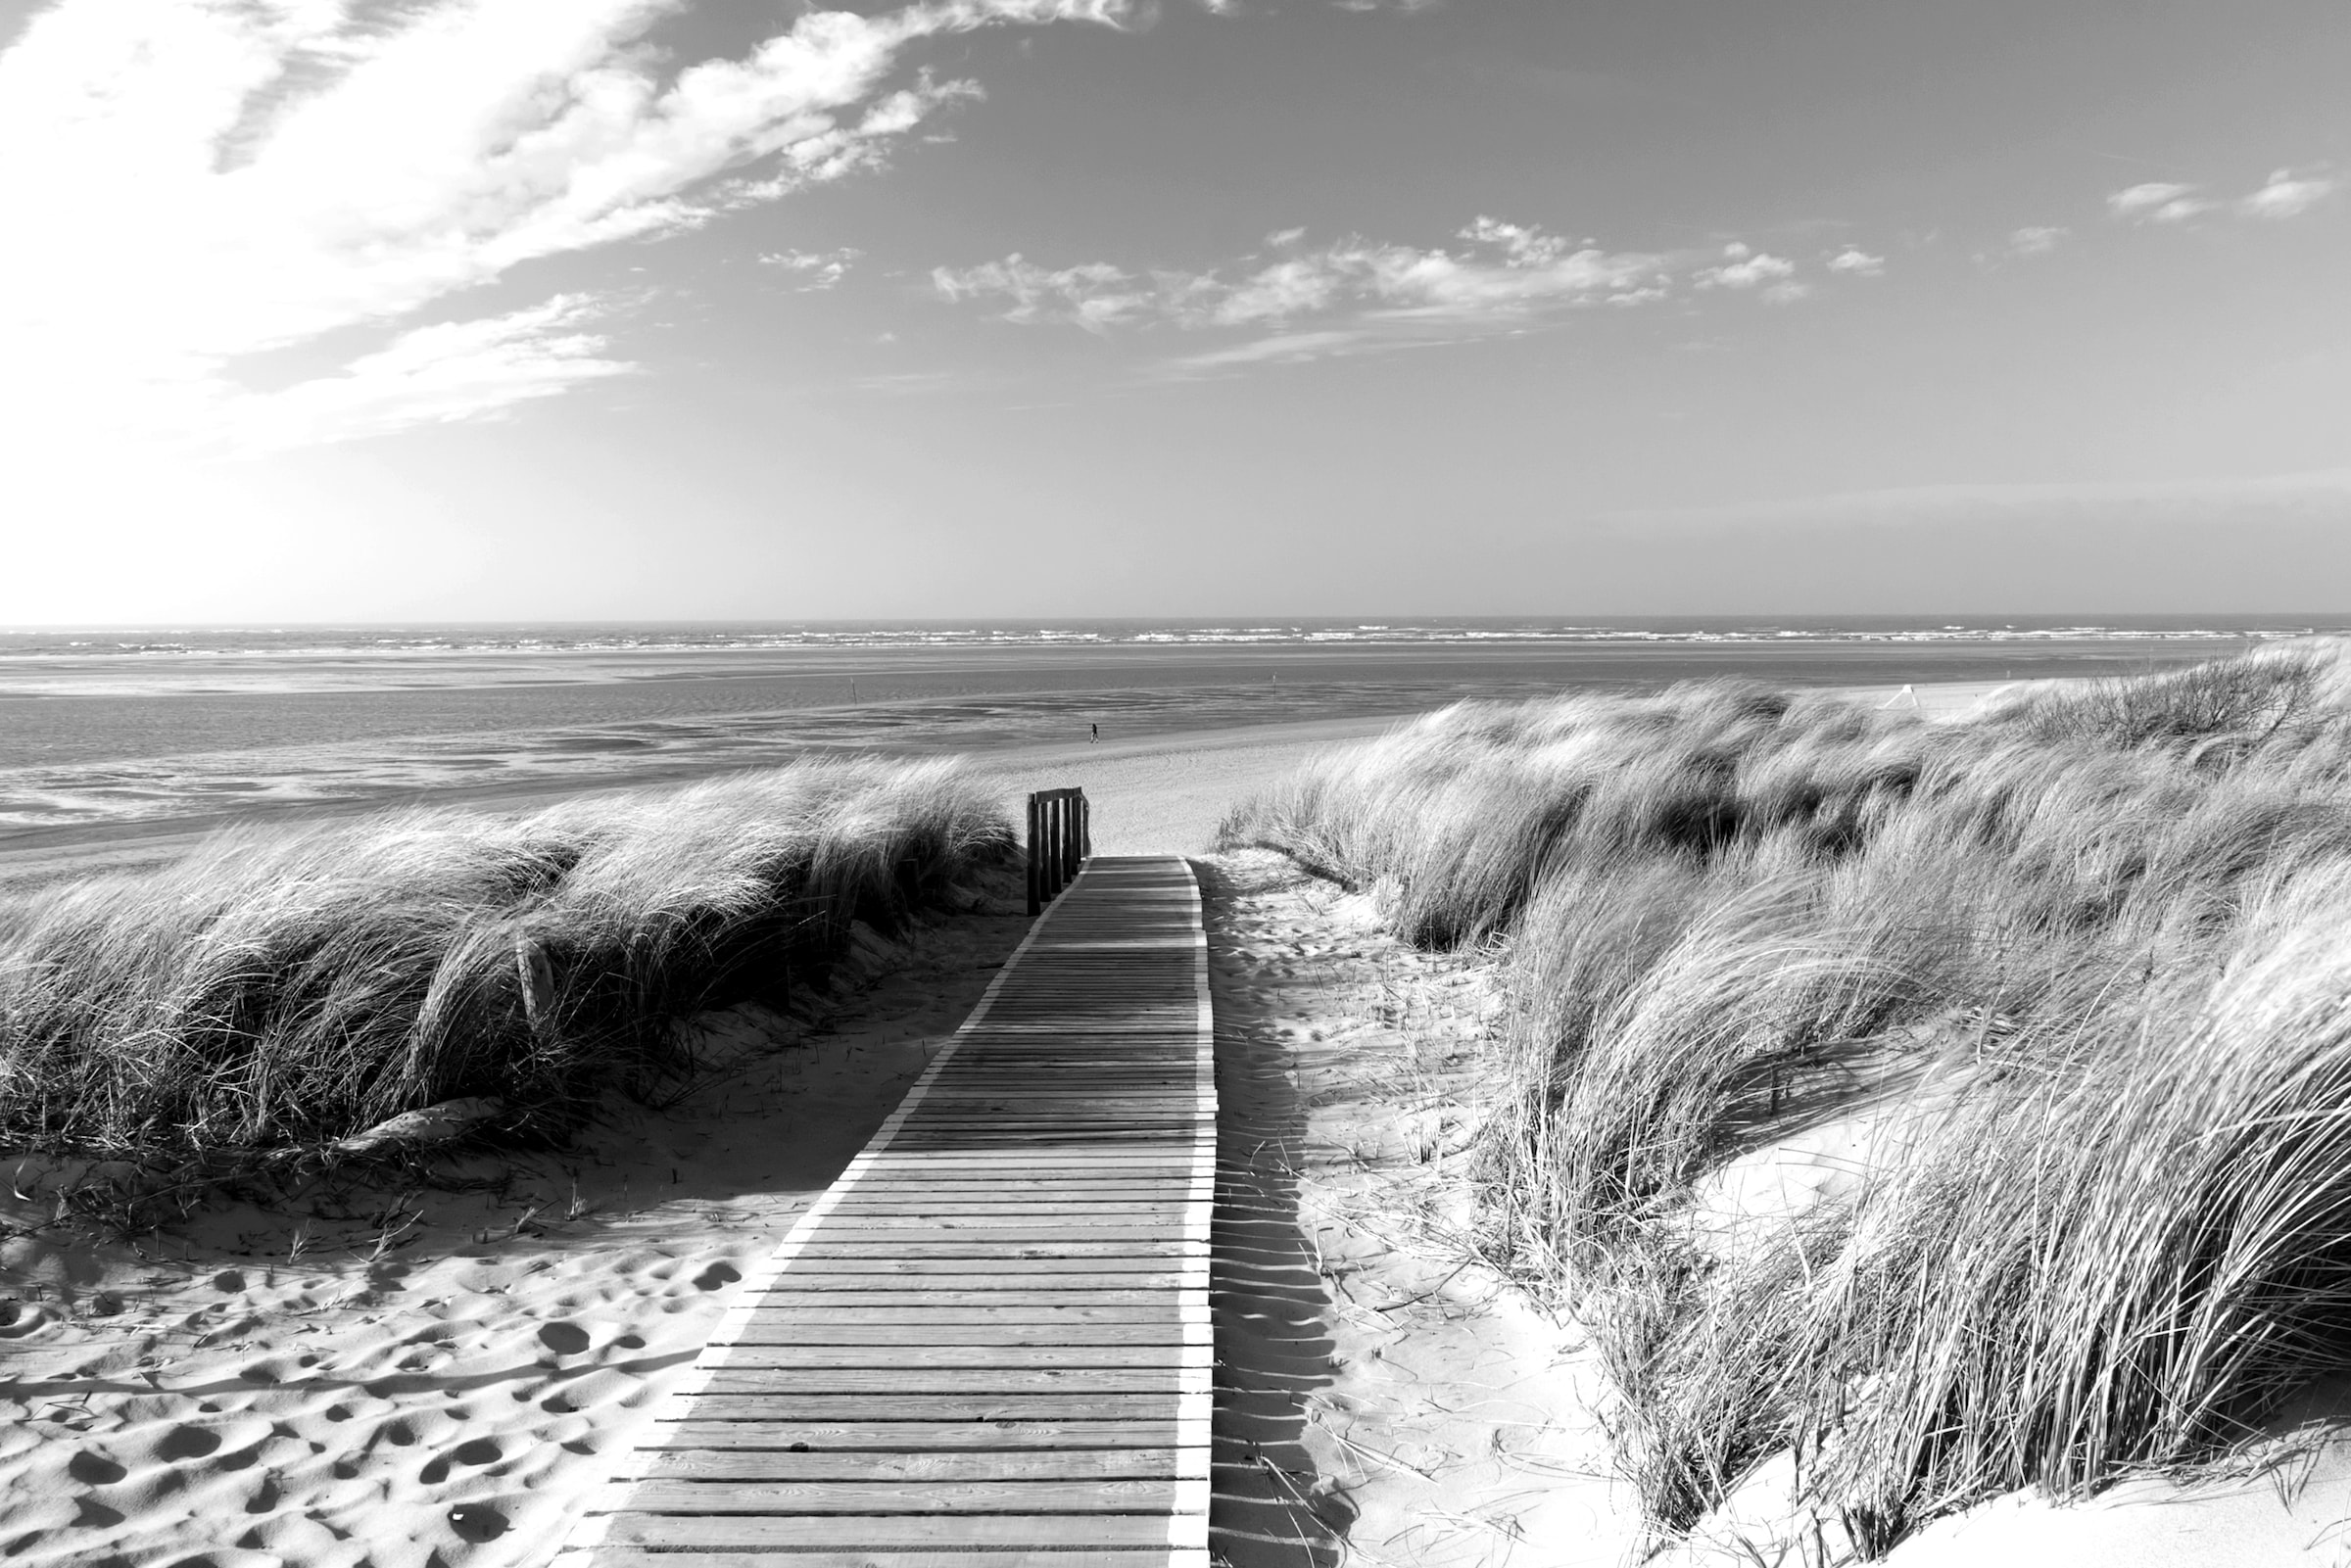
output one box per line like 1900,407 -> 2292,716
0,759 -> 1009,1163
1219,638 -> 2351,1551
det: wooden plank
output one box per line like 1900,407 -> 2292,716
785,1222 -> 1194,1241
714,1324 -> 1207,1348
619,1448 -> 1201,1483
739,1306 -> 1200,1325
786,1242 -> 1203,1259
596,1478 -> 1191,1514
807,1207 -> 1199,1222
741,1290 -> 1189,1307
708,1346 -> 1200,1371
650,1420 -> 1186,1449
696,1368 -> 1208,1396
570,1554 -> 1199,1568
597,1517 -> 1198,1550
673,1396 -> 1190,1423
754,1261 -> 1203,1281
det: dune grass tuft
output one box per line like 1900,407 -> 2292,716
1219,637 -> 2351,1551
0,759 -> 1010,1161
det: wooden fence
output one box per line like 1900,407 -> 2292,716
1026,786 -> 1091,916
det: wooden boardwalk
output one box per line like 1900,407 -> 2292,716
557,855 -> 1215,1567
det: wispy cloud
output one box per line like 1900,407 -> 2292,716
761,247 -> 865,289
2108,167 -> 2337,226
2240,166 -> 2338,220
2108,181 -> 2210,223
934,218 -> 1861,369
1825,246 -> 1886,277
2007,225 -> 2068,258
1693,243 -> 1806,302
933,258 -> 1163,329
0,0 -> 1137,456
1162,329 -> 1383,373
220,297 -> 635,455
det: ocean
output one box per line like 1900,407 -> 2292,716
0,616 -> 2334,838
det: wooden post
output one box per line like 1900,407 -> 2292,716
1024,786 -> 1090,918
1026,793 -> 1042,917
1053,789 -> 1072,888
1040,794 -> 1057,904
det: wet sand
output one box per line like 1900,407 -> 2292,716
0,684 -> 2030,892
0,637 -> 2231,838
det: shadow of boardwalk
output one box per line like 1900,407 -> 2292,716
1198,858 -> 1348,1568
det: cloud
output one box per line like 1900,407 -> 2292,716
936,223 -> 1678,337
0,0 -> 1138,457
1162,329 -> 1376,372
1695,243 -> 1807,302
2240,167 -> 2337,220
2007,225 -> 2068,258
1825,246 -> 1885,277
761,247 -> 864,289
933,256 -> 1161,330
936,222 -> 1678,363
219,296 -> 635,455
2108,181 -> 2210,223
936,216 -> 1876,369
2107,167 -> 2338,228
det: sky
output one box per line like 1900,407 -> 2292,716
1,0 -> 2347,623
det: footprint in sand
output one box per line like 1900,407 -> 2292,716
448,1503 -> 508,1544
537,1321 -> 590,1356
72,1497 -> 124,1528
419,1437 -> 502,1484
0,1301 -> 51,1338
692,1261 -> 741,1291
67,1451 -> 126,1486
155,1427 -> 221,1461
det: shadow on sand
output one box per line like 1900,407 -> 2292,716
1198,858 -> 1349,1568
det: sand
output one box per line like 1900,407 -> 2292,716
1198,850 -> 1637,1567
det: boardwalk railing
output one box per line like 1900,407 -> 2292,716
1027,786 -> 1091,916
557,855 -> 1215,1568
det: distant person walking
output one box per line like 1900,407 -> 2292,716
1090,723 -> 1099,742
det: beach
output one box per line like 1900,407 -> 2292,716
0,622 -> 2273,843
0,638 -> 2333,1567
